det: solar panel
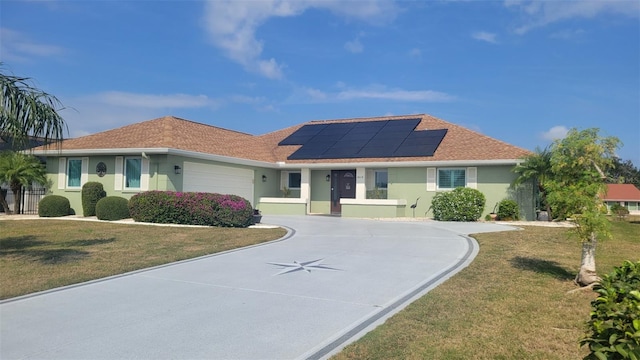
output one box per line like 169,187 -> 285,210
283,118 -> 447,160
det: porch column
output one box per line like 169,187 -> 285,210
300,167 -> 311,203
356,167 -> 366,200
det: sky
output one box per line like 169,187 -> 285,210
1,0 -> 639,165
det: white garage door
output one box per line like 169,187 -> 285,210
183,162 -> 255,205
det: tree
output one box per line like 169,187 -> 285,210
513,147 -> 553,220
1,66 -> 67,150
1,66 -> 67,214
607,157 -> 640,188
545,128 -> 620,286
0,151 -> 48,214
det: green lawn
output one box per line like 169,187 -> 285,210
332,217 -> 640,360
0,220 -> 286,299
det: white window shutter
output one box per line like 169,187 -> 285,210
280,171 -> 287,190
467,167 -> 477,189
141,157 -> 150,191
366,169 -> 374,189
114,156 -> 123,191
81,157 -> 89,186
426,167 -> 436,191
58,158 -> 66,189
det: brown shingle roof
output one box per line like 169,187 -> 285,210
602,184 -> 640,201
35,114 -> 531,164
259,114 -> 531,163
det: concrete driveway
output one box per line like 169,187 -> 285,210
0,216 -> 516,360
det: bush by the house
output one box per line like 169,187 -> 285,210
497,199 -> 519,221
580,260 -> 640,360
128,191 -> 253,227
431,187 -> 486,222
81,182 -> 106,217
38,195 -> 71,217
95,196 -> 130,221
610,203 -> 630,219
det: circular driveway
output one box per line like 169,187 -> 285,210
0,216 -> 516,360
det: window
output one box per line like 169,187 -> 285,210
288,172 -> 301,189
67,159 -> 82,188
438,169 -> 466,189
374,170 -> 388,189
125,157 -> 142,189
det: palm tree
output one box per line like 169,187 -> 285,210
513,147 -> 553,220
1,66 -> 68,150
0,151 -> 48,214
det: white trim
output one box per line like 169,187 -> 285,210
426,167 -> 436,192
114,156 -> 123,191
356,167 -> 366,200
259,197 -> 307,204
340,198 -> 407,206
32,147 -> 522,170
81,157 -> 89,186
467,167 -> 477,189
58,158 -> 66,190
141,157 -> 150,191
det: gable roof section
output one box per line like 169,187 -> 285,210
33,116 -> 277,162
602,184 -> 640,201
32,114 -> 531,165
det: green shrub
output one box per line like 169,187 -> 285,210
431,187 -> 486,222
38,195 -> 70,217
497,199 -> 520,221
81,182 -> 106,217
581,260 -> 640,360
129,191 -> 253,227
610,203 -> 630,220
95,196 -> 130,221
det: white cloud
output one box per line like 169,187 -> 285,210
337,88 -> 455,102
202,0 -> 398,79
471,31 -> 498,44
59,91 -> 221,137
541,125 -> 569,141
96,91 -> 217,108
344,38 -> 364,53
289,84 -> 456,103
505,0 -> 640,34
0,28 -> 64,62
550,28 -> 586,40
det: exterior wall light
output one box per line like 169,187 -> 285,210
174,165 -> 182,175
326,174 -> 331,182
262,175 -> 267,182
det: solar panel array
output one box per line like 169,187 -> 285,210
279,118 -> 448,160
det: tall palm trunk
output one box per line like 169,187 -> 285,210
0,190 -> 11,214
10,182 -> 22,214
575,232 -> 600,286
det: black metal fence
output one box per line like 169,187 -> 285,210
0,187 -> 47,215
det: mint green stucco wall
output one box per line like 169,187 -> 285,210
258,202 -> 307,215
310,170 -> 331,214
341,204 -> 406,218
45,154 -> 272,216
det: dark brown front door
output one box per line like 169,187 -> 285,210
331,170 -> 356,214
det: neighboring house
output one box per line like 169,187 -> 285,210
31,114 -> 535,219
602,183 -> 640,215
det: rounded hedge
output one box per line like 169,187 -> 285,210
81,181 -> 106,217
497,199 -> 519,221
129,191 -> 253,227
95,196 -> 130,221
431,187 -> 486,222
38,195 -> 71,217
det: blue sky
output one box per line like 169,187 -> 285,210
2,0 -> 639,164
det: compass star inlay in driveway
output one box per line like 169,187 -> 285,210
267,258 -> 341,275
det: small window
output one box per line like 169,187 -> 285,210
374,170 -> 388,189
438,169 -> 466,189
288,172 -> 301,189
67,159 -> 82,188
125,157 -> 142,189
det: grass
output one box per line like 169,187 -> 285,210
0,220 -> 287,300
332,217 -> 640,360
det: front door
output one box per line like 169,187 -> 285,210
331,170 -> 356,214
